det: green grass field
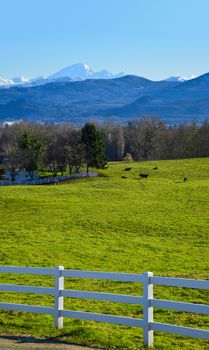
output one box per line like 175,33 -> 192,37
1,158 -> 209,349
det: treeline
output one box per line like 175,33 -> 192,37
1,117 -> 209,180
0,122 -> 106,181
104,117 -> 209,161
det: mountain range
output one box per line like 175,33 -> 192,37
0,63 -> 125,89
0,64 -> 209,125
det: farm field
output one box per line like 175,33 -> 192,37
0,158 -> 209,349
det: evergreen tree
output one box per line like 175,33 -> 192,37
82,123 -> 106,172
19,130 -> 45,179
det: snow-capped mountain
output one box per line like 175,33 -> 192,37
1,72 -> 209,126
48,63 -> 94,80
0,64 -> 196,89
0,64 -> 125,89
0,76 -> 32,88
48,63 -> 125,81
165,75 -> 186,83
12,76 -> 30,85
0,77 -> 13,87
165,74 -> 197,82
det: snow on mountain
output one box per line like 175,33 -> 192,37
0,77 -> 14,87
92,69 -> 113,79
0,64 -> 197,90
0,64 -> 124,89
165,75 -> 187,82
12,76 -> 30,85
48,63 -> 94,80
48,63 -> 125,81
0,76 -> 31,88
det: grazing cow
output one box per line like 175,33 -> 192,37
124,167 -> 132,171
153,166 -> 158,170
183,177 -> 187,182
121,176 -> 128,179
140,173 -> 149,178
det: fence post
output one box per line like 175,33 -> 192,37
54,265 -> 64,328
143,271 -> 153,347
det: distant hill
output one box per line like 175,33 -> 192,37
0,73 -> 209,125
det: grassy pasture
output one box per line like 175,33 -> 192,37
0,158 -> 209,349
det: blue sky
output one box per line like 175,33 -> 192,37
1,0 -> 209,80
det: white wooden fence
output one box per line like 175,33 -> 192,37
0,172 -> 98,186
0,266 -> 209,347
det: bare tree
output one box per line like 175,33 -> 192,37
3,140 -> 22,181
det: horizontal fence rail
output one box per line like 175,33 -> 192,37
0,302 -> 54,315
62,269 -> 144,282
0,266 -> 56,275
151,322 -> 209,341
61,289 -> 144,304
151,299 -> 209,315
0,171 -> 98,187
61,309 -> 144,327
151,276 -> 209,290
1,265 -> 209,347
0,284 -> 55,295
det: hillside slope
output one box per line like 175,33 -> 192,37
1,158 -> 209,349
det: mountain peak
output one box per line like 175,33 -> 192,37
12,76 -> 30,85
48,63 -> 94,80
165,75 -> 186,83
0,77 -> 13,86
165,74 -> 198,83
48,63 -> 125,81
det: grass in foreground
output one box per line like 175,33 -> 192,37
0,158 -> 209,349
